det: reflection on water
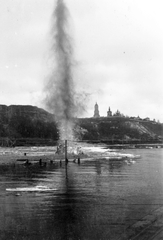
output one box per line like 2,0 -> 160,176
0,148 -> 163,239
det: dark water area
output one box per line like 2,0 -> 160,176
0,148 -> 163,240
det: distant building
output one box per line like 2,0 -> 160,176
144,117 -> 150,121
107,107 -> 112,117
93,102 -> 100,118
114,110 -> 121,117
91,103 -> 156,122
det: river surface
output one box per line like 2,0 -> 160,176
0,146 -> 163,240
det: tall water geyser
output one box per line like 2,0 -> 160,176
45,0 -> 75,141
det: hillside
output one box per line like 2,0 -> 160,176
75,117 -> 163,144
0,105 -> 162,146
0,105 -> 58,146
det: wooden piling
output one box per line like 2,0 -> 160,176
65,140 -> 68,164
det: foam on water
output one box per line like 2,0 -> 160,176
6,185 -> 57,192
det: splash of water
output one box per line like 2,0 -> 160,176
45,0 -> 75,140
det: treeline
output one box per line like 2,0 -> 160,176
77,118 -> 163,142
0,115 -> 59,140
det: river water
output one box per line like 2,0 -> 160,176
0,146 -> 163,240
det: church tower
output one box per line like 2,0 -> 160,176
107,107 -> 112,117
93,102 -> 100,118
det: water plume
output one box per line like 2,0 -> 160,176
45,0 -> 75,140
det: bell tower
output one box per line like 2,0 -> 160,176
107,107 -> 112,117
93,102 -> 100,118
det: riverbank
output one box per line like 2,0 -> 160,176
0,144 -> 141,165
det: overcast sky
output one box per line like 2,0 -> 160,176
0,0 -> 163,121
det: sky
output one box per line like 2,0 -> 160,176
0,0 -> 163,121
